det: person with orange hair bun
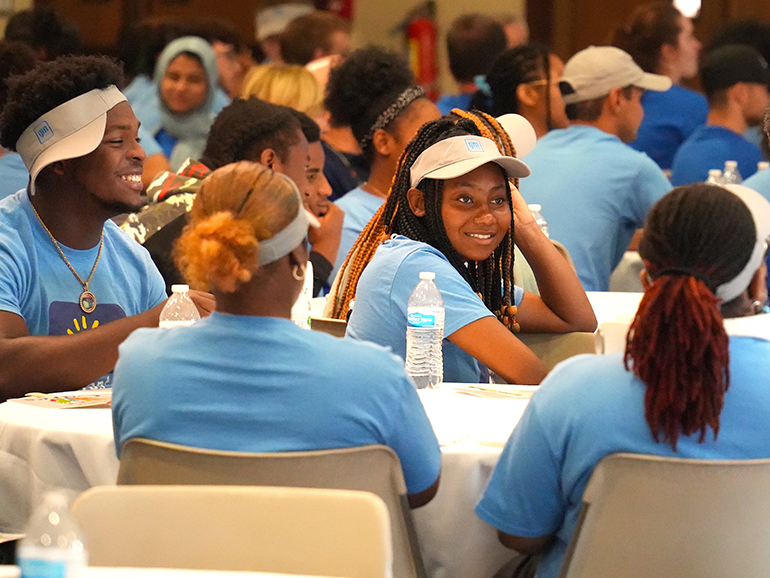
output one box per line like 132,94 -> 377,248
476,182 -> 770,578
111,161 -> 441,508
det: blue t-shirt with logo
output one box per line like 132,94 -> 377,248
0,190 -> 167,387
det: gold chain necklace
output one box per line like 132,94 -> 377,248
30,201 -> 104,314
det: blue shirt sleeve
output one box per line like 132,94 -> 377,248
631,155 -> 672,224
138,125 -> 163,158
475,395 -> 567,537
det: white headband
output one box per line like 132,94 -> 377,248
717,184 -> 770,302
258,178 -> 320,266
16,85 -> 127,195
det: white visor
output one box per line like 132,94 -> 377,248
717,184 -> 770,302
410,135 -> 530,189
258,175 -> 320,266
16,85 -> 127,195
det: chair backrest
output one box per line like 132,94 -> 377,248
119,440 -> 425,578
516,331 -> 604,371
311,316 -> 347,337
72,485 -> 391,578
559,453 -> 770,578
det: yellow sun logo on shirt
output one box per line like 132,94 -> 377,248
66,316 -> 100,335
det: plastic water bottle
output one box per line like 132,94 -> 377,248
291,260 -> 313,330
159,284 -> 200,328
18,491 -> 87,578
721,160 -> 742,184
705,169 -> 722,185
405,272 -> 444,389
528,204 -> 549,238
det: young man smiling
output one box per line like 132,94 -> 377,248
0,55 -> 213,400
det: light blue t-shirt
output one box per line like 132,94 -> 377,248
670,125 -> 763,186
631,85 -> 708,170
520,125 -> 672,291
476,315 -> 770,578
0,190 -> 167,387
744,168 -> 770,203
112,312 -> 441,494
346,235 -> 524,384
332,186 -> 385,284
0,153 -> 28,201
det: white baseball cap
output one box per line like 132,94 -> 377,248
560,46 -> 672,105
410,135 -> 530,188
255,3 -> 314,42
16,85 -> 127,195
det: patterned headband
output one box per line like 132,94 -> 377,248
359,85 -> 426,150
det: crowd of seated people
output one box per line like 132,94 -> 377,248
1,4 -> 770,577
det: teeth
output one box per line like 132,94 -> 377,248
120,175 -> 141,182
467,233 -> 494,239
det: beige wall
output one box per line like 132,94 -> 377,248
351,0 -> 526,95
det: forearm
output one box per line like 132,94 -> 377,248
0,304 -> 164,399
516,222 -> 596,332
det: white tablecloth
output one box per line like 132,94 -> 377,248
0,389 -> 530,578
586,291 -> 643,355
0,567 -> 327,578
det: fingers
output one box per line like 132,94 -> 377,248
188,290 -> 216,316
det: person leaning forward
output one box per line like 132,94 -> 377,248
0,55 -> 214,400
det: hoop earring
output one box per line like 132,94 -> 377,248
752,300 -> 765,315
292,264 -> 306,281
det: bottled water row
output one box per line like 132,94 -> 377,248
705,160 -> 770,186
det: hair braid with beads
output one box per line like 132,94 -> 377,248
331,111 -> 520,326
623,183 -> 756,450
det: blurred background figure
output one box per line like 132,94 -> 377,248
153,36 -> 220,170
437,13 -> 508,115
613,1 -> 705,170
280,10 -> 350,66
498,14 -> 529,48
469,43 -> 569,140
254,3 -> 313,64
670,44 -> 770,185
4,6 -> 81,60
241,62 -> 324,122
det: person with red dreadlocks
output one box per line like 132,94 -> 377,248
475,182 -> 770,578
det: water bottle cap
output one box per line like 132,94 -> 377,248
419,271 -> 436,280
527,203 -> 542,212
725,160 -> 738,169
708,169 -> 721,175
170,284 -> 189,293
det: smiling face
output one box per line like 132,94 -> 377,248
440,162 -> 511,262
305,141 -> 332,216
160,53 -> 209,115
69,101 -> 146,215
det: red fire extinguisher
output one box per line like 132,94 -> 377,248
400,2 -> 438,101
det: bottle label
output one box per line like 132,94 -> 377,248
19,559 -> 67,578
408,311 -> 436,328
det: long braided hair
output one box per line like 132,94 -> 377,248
624,183 -> 756,450
331,111 -> 520,323
469,44 -> 555,129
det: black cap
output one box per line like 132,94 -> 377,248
700,44 -> 770,95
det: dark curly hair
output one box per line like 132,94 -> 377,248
324,46 -> 418,161
0,54 -> 123,151
199,97 -> 301,170
0,41 -> 37,111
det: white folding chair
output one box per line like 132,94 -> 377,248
72,485 -> 391,578
559,453 -> 770,578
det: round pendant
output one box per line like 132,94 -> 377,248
79,290 -> 97,314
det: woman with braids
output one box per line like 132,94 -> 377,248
469,43 -> 569,139
476,183 -> 770,578
340,115 -> 596,385
112,161 -> 441,509
326,46 -> 440,284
